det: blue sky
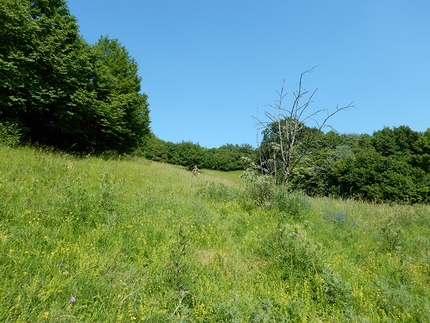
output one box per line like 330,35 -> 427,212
67,0 -> 430,148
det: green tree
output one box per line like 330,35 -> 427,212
330,151 -> 428,203
170,141 -> 206,170
357,133 -> 374,151
1,2 -> 150,154
258,118 -> 324,183
392,125 -> 420,153
410,128 -> 430,173
140,134 -> 170,162
90,36 -> 150,153
371,127 -> 397,157
205,148 -> 238,171
371,126 -> 419,157
0,0 -> 95,149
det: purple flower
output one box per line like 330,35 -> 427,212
289,231 -> 299,238
69,296 -> 76,303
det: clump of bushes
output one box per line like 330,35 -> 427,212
239,157 -> 310,218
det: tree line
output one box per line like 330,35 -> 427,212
258,124 -> 430,204
140,122 -> 430,205
138,135 -> 256,171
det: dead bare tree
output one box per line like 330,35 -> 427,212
254,67 -> 354,184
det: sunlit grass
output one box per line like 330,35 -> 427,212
1,145 -> 429,322
198,169 -> 244,187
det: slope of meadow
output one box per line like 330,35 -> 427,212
1,146 -> 429,322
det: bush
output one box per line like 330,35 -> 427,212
240,157 -> 275,206
272,187 -> 310,219
0,122 -> 21,147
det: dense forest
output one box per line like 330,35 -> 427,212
1,0 -> 429,204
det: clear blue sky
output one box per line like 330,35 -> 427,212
67,0 -> 430,148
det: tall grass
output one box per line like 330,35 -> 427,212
1,145 -> 429,322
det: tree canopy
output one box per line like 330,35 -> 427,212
0,0 -> 150,154
90,36 -> 150,153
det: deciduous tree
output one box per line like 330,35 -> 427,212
0,0 -> 95,149
90,36 -> 150,153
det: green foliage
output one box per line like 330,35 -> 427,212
0,0 -> 95,148
371,125 -> 419,157
371,127 -> 400,157
0,122 -> 21,147
258,118 -> 324,184
240,157 -> 311,215
259,125 -> 430,204
0,1 -> 150,154
410,128 -> 430,173
90,36 -> 150,154
170,141 -> 206,170
272,188 -> 310,219
139,134 -> 171,162
197,181 -> 239,204
140,136 -> 255,171
330,151 -> 429,203
240,157 -> 275,206
205,146 -> 249,171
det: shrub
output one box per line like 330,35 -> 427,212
240,157 -> 275,206
0,122 -> 21,147
272,187 -> 310,219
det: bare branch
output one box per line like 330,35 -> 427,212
254,67 -> 353,184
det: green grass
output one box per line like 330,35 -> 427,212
1,145 -> 429,322
198,169 -> 244,186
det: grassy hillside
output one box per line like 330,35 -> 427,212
1,146 -> 429,322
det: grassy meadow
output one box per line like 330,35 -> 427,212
1,145 -> 429,322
